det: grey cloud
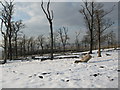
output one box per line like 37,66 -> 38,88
0,2 -> 117,43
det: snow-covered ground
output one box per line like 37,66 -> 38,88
0,48 -> 119,88
0,47 -> 3,60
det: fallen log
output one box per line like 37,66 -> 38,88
74,54 -> 92,63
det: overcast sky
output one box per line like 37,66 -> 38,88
0,1 -> 118,44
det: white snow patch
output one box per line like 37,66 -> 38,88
0,49 -> 119,88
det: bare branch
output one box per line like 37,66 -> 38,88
41,0 -> 54,59
41,1 -> 49,19
101,5 -> 115,18
0,19 -> 5,36
80,6 -> 91,31
47,0 -> 51,19
51,10 -> 53,20
85,2 -> 91,16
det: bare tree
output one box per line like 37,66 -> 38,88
80,1 -> 114,56
37,35 -> 45,55
0,0 -> 15,62
81,35 -> 90,50
44,36 -> 51,51
106,30 -> 116,48
80,1 -> 95,54
23,34 -> 26,57
12,20 -> 25,58
53,32 -> 59,50
26,37 -> 31,54
94,3 -> 114,57
95,10 -> 101,57
58,27 -> 69,52
0,19 -> 7,63
29,37 -> 34,54
75,31 -> 80,51
0,0 -> 14,60
17,35 -> 27,57
41,0 -> 54,60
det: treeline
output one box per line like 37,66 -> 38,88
1,26 -> 117,60
1,27 -> 116,58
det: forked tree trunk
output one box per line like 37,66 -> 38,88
41,1 -> 54,60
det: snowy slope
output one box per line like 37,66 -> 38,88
0,49 -> 119,88
0,47 -> 3,60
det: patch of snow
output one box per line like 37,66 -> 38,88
0,47 -> 3,60
0,64 -> 2,89
0,49 -> 119,88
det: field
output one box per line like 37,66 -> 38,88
0,48 -> 119,88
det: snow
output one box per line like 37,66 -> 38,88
0,47 -> 3,60
0,49 -> 119,88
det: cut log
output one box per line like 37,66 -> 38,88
74,54 -> 92,63
80,54 -> 92,62
74,60 -> 82,63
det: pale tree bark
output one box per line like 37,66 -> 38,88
95,11 -> 101,57
94,3 -> 115,57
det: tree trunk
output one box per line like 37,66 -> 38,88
89,31 -> 93,54
50,21 -> 53,60
9,35 -> 12,60
98,23 -> 101,57
20,43 -> 23,56
41,45 -> 44,56
41,1 -> 54,60
63,45 -> 65,52
15,36 -> 18,58
96,12 -> 101,57
23,38 -> 26,57
28,45 -> 30,54
4,36 -> 7,63
89,2 -> 94,54
98,33 -> 101,57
